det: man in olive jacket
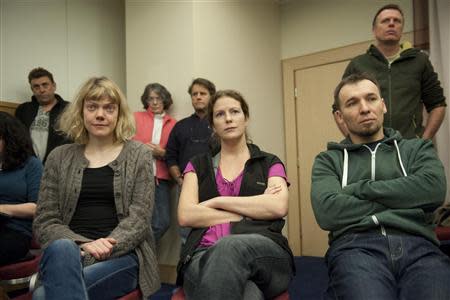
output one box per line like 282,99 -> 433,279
312,73 -> 450,299
337,4 -> 446,139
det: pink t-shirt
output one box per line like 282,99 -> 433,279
183,161 -> 287,247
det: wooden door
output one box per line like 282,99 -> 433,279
295,61 -> 348,256
282,39 -> 378,256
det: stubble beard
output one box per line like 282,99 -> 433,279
194,106 -> 207,114
350,123 -> 383,139
37,95 -> 56,106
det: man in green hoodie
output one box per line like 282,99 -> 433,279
337,4 -> 446,139
312,73 -> 450,299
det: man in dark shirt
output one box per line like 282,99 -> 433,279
15,67 -> 70,162
165,78 -> 215,242
166,78 -> 216,186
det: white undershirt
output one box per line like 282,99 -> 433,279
151,112 -> 164,176
30,106 -> 49,161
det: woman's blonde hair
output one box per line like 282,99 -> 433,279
58,76 -> 135,144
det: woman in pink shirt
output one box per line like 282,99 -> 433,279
176,90 -> 294,299
133,83 -> 176,242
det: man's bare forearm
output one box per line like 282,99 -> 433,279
423,106 -> 446,140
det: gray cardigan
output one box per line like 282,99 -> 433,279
33,140 -> 160,297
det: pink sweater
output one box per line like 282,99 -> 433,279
133,109 -> 176,180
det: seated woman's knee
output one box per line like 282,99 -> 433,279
45,239 -> 79,256
214,234 -> 260,255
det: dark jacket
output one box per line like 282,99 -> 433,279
311,128 -> 446,245
176,143 -> 295,285
15,94 -> 70,162
165,113 -> 212,171
343,44 -> 446,138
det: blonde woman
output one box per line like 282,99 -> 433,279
33,77 -> 160,300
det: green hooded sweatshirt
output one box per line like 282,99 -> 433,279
311,128 -> 446,245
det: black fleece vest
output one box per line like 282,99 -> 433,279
176,144 -> 295,285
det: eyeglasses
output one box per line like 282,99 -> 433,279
148,97 -> 163,104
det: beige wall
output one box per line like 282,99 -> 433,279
125,1 -> 194,116
0,0 -> 125,103
126,0 -> 284,159
281,0 -> 413,59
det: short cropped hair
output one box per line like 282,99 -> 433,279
28,67 -> 55,83
140,83 -> 173,110
372,4 -> 404,28
332,73 -> 381,113
188,78 -> 216,96
58,77 -> 135,144
0,112 -> 35,170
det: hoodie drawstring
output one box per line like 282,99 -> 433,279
341,139 -> 408,236
394,140 -> 408,177
342,149 -> 349,188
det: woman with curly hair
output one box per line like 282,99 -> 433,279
0,111 -> 43,265
33,77 -> 160,300
133,83 -> 176,242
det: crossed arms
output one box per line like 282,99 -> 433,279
311,140 -> 446,231
178,172 -> 289,228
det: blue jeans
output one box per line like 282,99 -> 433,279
152,179 -> 171,242
32,239 -> 138,300
183,234 -> 293,300
325,232 -> 450,300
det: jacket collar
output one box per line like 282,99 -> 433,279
210,143 -> 266,160
31,94 -> 65,106
145,108 -> 172,123
71,140 -> 132,170
367,44 -> 419,62
328,128 -> 402,151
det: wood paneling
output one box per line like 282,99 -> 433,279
0,101 -> 19,115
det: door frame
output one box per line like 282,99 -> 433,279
282,33 -> 413,256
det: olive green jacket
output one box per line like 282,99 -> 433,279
344,44 -> 446,138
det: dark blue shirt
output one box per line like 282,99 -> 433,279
165,113 -> 212,171
0,156 -> 43,237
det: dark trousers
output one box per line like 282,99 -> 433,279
0,226 -> 31,266
183,234 -> 293,300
